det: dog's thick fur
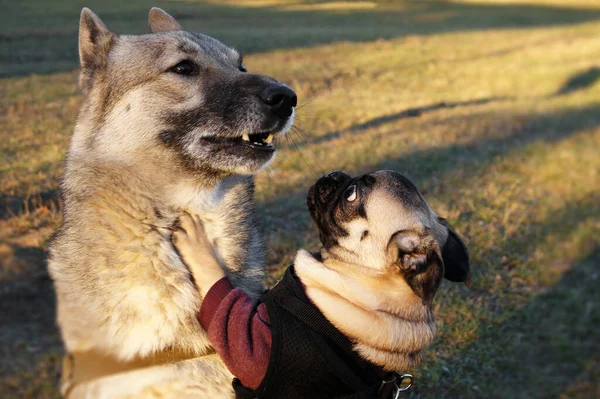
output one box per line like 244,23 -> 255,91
296,170 -> 470,371
48,8 -> 294,398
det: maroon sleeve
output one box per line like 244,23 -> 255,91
198,277 -> 272,390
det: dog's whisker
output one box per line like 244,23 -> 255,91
292,116 -> 306,123
288,128 -> 307,148
291,123 -> 309,135
291,125 -> 309,139
296,89 -> 326,110
285,133 -> 323,177
292,111 -> 314,120
296,75 -> 349,111
288,125 -> 327,177
265,166 -> 276,182
289,129 -> 305,143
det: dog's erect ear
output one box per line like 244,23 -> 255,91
149,8 -> 182,33
78,8 -> 115,91
438,218 -> 470,284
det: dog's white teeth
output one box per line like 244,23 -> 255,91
264,134 -> 274,144
242,134 -> 250,142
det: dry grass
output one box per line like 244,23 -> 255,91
1,0 -> 599,397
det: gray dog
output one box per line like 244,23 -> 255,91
48,7 -> 295,398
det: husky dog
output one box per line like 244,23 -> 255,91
47,7 -> 296,398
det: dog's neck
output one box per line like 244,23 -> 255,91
293,249 -> 436,372
66,153 -> 227,212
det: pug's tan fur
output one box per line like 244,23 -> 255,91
295,250 -> 436,371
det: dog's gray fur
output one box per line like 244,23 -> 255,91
48,7 -> 294,398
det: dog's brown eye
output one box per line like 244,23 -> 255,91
171,60 -> 196,75
345,185 -> 357,202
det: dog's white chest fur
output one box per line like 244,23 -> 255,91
50,187 -> 211,361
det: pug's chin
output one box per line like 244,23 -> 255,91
321,246 -> 390,273
356,343 -> 425,372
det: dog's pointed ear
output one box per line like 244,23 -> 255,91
78,8 -> 115,92
438,218 -> 470,284
149,8 -> 182,33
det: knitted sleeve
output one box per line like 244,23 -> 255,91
198,277 -> 272,390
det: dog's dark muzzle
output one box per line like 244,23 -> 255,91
307,170 -> 353,248
308,170 -> 352,210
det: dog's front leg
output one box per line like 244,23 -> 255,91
202,175 -> 267,300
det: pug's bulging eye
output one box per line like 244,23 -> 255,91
170,60 -> 197,75
345,185 -> 357,202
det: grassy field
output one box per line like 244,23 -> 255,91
1,0 -> 600,397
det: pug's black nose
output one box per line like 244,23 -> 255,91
260,84 -> 297,118
325,170 -> 343,181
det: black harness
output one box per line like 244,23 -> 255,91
233,266 -> 411,399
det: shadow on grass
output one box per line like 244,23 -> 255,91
491,230 -> 598,399
554,66 -> 600,96
372,105 -> 600,193
429,201 -> 599,398
2,0 -> 600,77
0,244 -> 46,281
0,99 -> 598,396
0,252 -> 61,398
1,93 -> 599,397
294,97 -> 508,148
0,189 -> 61,220
260,102 -> 600,233
259,98 -> 600,396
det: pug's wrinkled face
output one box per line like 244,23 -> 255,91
307,170 -> 470,303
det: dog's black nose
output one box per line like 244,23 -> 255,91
260,84 -> 297,118
325,170 -> 344,181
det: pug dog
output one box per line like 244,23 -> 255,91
174,169 -> 470,398
297,169 -> 470,373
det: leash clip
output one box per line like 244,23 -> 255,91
380,373 -> 413,398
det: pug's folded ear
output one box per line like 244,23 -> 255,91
388,231 -> 443,305
438,218 -> 470,284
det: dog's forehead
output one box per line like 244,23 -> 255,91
117,31 -> 240,68
364,190 -> 430,235
357,171 -> 433,234
182,31 -> 240,63
370,171 -> 424,206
